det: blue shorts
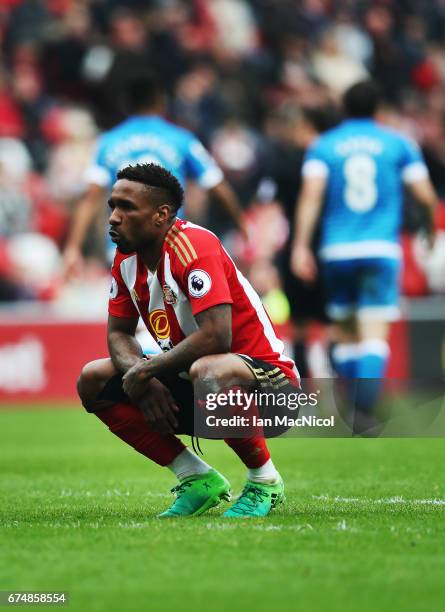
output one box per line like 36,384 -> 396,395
321,257 -> 401,321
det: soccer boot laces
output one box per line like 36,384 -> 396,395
158,469 -> 231,518
223,475 -> 285,518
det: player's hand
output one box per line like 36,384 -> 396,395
122,359 -> 152,401
62,246 -> 84,281
138,378 -> 179,434
290,244 -> 318,282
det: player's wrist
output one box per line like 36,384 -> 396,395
121,356 -> 146,375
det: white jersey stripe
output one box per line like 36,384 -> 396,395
234,268 -> 290,368
217,243 -> 296,374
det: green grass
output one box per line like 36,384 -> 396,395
1,406 -> 444,612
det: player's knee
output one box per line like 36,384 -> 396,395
77,360 -> 104,405
189,355 -> 221,382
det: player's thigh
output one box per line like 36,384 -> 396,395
321,260 -> 358,321
328,319 -> 358,343
189,353 -> 256,383
357,258 -> 401,320
357,318 -> 390,342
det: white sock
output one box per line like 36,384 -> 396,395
167,448 -> 212,481
247,458 -> 279,484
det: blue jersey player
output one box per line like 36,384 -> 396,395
291,81 -> 437,423
63,74 -> 244,275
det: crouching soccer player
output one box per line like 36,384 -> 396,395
77,163 -> 298,518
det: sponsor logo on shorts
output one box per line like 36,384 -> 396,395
148,309 -> 170,340
188,269 -> 211,298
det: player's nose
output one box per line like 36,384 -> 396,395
109,209 -> 121,225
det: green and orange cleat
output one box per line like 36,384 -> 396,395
223,475 -> 285,518
158,469 -> 231,518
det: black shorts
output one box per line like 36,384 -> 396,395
92,355 -> 296,437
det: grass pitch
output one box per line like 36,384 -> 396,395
1,406 -> 444,612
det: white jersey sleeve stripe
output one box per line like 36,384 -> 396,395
302,159 -> 329,178
235,269 -> 286,362
402,161 -> 428,184
196,166 -> 224,189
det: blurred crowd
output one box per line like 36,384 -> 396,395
2,0 -> 445,311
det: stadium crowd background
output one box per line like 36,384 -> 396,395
2,0 -> 445,320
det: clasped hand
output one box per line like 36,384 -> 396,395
123,359 -> 179,434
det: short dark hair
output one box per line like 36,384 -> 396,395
117,163 -> 184,213
125,74 -> 164,113
343,80 -> 381,118
302,105 -> 341,133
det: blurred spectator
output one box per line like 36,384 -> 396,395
310,27 -> 369,94
0,137 -> 32,237
332,8 -> 373,67
42,4 -> 92,101
82,8 -> 154,128
0,136 -> 64,300
171,63 -> 227,141
11,59 -> 55,170
210,117 -> 268,205
45,106 -> 97,206
206,0 -> 259,63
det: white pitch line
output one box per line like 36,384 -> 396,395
312,495 -> 445,505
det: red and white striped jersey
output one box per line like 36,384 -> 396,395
109,219 -> 297,380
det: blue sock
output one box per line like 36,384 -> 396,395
331,343 -> 358,411
355,340 -> 389,413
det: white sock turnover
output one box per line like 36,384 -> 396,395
247,458 -> 279,484
167,448 -> 212,481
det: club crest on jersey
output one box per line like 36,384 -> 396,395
163,284 -> 177,305
148,309 -> 171,340
188,269 -> 211,298
109,278 -> 118,299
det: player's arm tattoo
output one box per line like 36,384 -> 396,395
123,304 -> 232,384
150,303 -> 231,375
107,314 -> 144,374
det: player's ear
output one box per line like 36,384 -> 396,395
155,203 -> 173,226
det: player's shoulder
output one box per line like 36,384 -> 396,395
173,219 -> 221,248
165,220 -> 221,268
308,124 -> 344,152
154,116 -> 195,143
368,122 -> 416,147
96,121 -> 131,152
101,118 -> 132,139
377,126 -> 423,164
